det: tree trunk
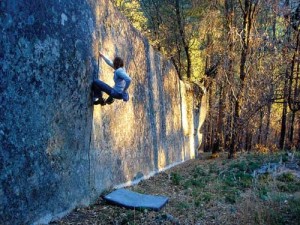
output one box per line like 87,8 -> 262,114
229,100 -> 240,159
203,87 -> 214,152
289,111 -> 296,144
245,128 -> 252,152
225,99 -> 234,151
175,0 -> 192,79
298,117 -> 300,149
212,85 -> 225,156
264,103 -> 272,145
257,109 -> 264,144
225,0 -> 235,156
208,87 -> 214,151
279,69 -> 289,149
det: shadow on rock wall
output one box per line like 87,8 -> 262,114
0,0 -> 97,224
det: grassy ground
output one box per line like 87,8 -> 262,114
52,151 -> 300,225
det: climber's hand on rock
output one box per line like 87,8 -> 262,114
99,51 -> 104,57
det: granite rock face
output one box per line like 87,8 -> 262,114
0,0 -> 205,224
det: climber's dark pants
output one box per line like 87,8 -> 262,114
92,80 -> 122,99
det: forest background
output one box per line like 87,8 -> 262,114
111,0 -> 300,158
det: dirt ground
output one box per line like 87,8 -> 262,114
51,152 -> 300,225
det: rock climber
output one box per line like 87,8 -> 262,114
92,52 -> 132,105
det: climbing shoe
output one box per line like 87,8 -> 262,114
105,96 -> 114,105
93,97 -> 106,106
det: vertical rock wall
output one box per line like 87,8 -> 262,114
1,0 -> 95,224
0,0 -> 206,224
89,1 -> 186,195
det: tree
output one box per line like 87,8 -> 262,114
278,0 -> 300,149
228,0 -> 260,158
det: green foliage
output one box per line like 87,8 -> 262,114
277,172 -> 296,182
258,173 -> 272,182
247,161 -> 261,172
194,193 -> 212,207
282,154 -> 289,163
228,157 -> 265,174
276,173 -> 300,193
171,172 -> 182,185
229,161 -> 248,172
192,178 -> 208,188
120,211 -> 135,225
193,166 -> 209,177
183,177 -> 209,190
236,172 -> 253,188
255,208 -> 286,225
224,191 -> 238,204
170,154 -> 298,222
258,185 -> 269,200
176,202 -> 190,211
209,163 -> 220,174
222,172 -> 236,187
112,0 -> 147,31
201,193 -> 212,203
194,199 -> 201,207
222,170 -> 253,190
277,182 -> 300,193
190,38 -> 205,80
287,199 -> 300,222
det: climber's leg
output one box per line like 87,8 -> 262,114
105,90 -> 123,104
93,80 -> 113,95
92,80 -> 113,105
105,96 -> 114,104
93,97 -> 106,105
92,80 -> 123,105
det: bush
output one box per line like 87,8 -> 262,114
288,199 -> 300,222
247,161 -> 261,173
194,193 -> 212,207
193,166 -> 209,177
222,171 -> 253,189
277,182 -> 300,193
277,172 -> 296,182
257,186 -> 269,200
236,172 -> 253,188
255,208 -> 285,225
225,192 -> 237,204
229,161 -> 247,172
171,172 -> 182,185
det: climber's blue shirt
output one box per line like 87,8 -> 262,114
102,55 -> 132,94
113,68 -> 131,94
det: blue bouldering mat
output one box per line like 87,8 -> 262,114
104,188 -> 169,211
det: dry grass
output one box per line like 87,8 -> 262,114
51,152 -> 300,225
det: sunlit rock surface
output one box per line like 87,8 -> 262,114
0,0 -> 206,224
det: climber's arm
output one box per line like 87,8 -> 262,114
99,52 -> 114,68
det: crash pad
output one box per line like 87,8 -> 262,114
104,188 -> 169,211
